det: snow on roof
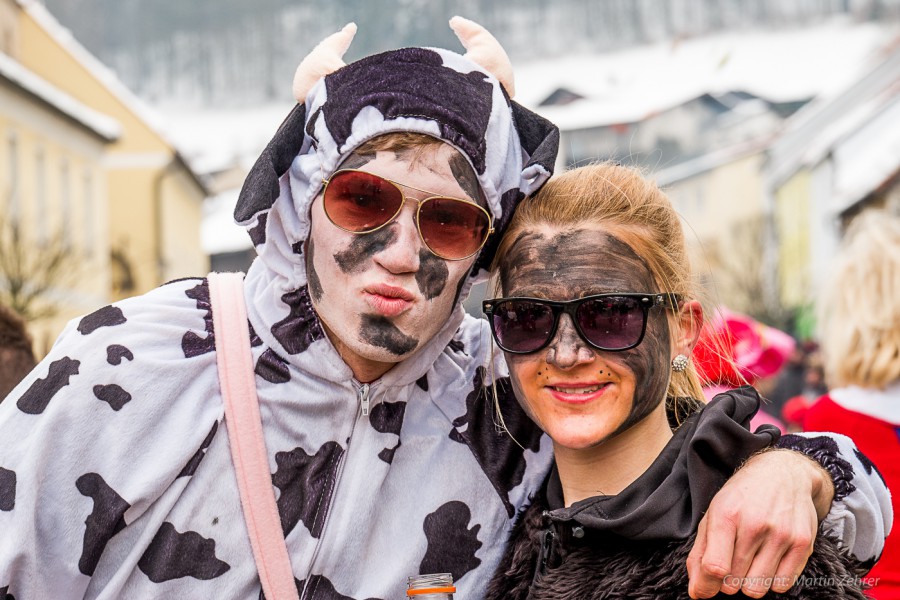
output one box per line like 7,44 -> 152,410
830,94 -> 900,214
0,52 -> 121,140
514,18 -> 897,131
154,102 -> 295,176
16,0 -> 195,162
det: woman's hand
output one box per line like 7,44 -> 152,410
686,449 -> 834,598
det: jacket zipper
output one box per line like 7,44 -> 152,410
358,383 -> 370,416
300,380 -> 375,599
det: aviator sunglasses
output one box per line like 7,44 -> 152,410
482,293 -> 680,354
322,169 -> 494,261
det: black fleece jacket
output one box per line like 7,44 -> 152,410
485,387 -> 870,599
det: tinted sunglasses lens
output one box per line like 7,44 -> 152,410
324,171 -> 403,231
419,198 -> 490,260
491,300 -> 555,353
576,296 -> 646,350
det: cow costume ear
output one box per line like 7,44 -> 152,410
235,103 -> 307,223
511,101 -> 559,196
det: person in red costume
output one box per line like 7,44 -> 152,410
805,209 -> 900,599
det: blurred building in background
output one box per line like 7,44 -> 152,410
515,22 -> 900,335
0,0 -> 208,354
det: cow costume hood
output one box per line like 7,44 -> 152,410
233,26 -> 558,387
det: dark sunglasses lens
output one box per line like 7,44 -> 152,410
324,171 -> 403,231
576,296 -> 646,350
491,300 -> 555,353
419,198 -> 490,259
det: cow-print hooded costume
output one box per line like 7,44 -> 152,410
0,43 -> 891,600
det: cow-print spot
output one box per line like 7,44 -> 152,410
854,448 -> 886,487
106,344 -> 134,365
0,468 -> 15,511
77,305 -> 127,335
370,401 -> 406,464
17,357 -> 80,415
415,374 -> 428,391
273,442 -> 344,538
177,422 -> 219,478
420,501 -> 482,582
93,384 -> 132,411
271,287 -> 325,355
293,574 -> 382,600
450,369 -> 544,518
0,585 -> 13,600
448,338 -> 466,355
138,522 -> 230,583
182,280 -> 216,358
256,348 -> 291,384
249,321 -> 263,347
76,472 -> 131,576
248,213 -> 268,247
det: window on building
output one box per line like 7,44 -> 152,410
60,158 -> 71,248
83,170 -> 94,258
35,147 -> 46,243
7,131 -> 19,228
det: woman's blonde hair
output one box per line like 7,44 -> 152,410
490,162 -> 706,409
819,209 -> 900,389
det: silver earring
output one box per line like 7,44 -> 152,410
671,354 -> 689,373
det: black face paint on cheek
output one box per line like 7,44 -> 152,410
448,153 -> 483,204
611,316 -> 671,436
337,152 -> 375,171
306,239 -> 324,302
359,315 -> 419,355
334,226 -> 398,274
415,249 -> 449,299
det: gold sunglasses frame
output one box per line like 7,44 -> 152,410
321,168 -> 495,261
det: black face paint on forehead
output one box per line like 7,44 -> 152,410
502,227 -> 671,439
448,153 -> 483,205
415,249 -> 449,300
500,229 -> 657,298
334,225 -> 398,274
337,151 -> 375,171
360,315 -> 419,355
306,239 -> 323,302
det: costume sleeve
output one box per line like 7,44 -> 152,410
0,280 -> 224,598
776,432 -> 893,565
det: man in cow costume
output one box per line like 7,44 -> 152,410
0,18 -> 891,600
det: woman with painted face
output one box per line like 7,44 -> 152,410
483,163 -> 878,599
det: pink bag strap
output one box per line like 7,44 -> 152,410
208,272 -> 300,600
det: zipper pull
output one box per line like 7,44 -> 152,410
533,526 -> 556,585
358,383 -> 370,416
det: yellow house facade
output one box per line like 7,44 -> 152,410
4,0 -> 208,302
0,49 -> 117,353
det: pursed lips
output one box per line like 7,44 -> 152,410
363,283 -> 417,317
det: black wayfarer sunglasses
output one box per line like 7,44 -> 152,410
482,293 -> 680,354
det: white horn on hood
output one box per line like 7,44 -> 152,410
449,16 -> 515,98
292,22 -> 358,103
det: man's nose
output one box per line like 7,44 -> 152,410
546,314 -> 595,369
373,201 -> 422,274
